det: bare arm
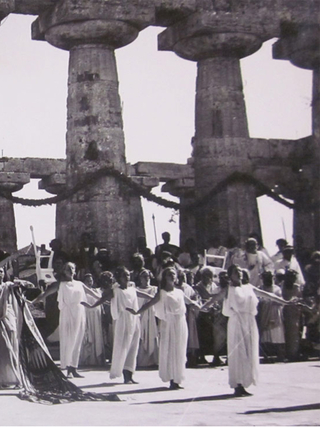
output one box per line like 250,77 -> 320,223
253,286 -> 288,305
200,289 -> 226,311
135,289 -> 155,300
82,284 -> 103,299
184,293 -> 201,308
127,291 -> 161,315
31,282 -> 59,303
81,288 -> 113,308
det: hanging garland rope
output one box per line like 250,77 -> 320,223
0,165 -> 309,211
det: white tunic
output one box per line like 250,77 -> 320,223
222,284 -> 259,389
110,285 -> 140,379
57,280 -> 87,369
154,288 -> 188,384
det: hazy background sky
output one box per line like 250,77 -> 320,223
0,14 -> 313,255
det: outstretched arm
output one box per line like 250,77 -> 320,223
81,288 -> 114,308
82,283 -> 103,299
127,291 -> 161,315
135,289 -> 155,300
184,293 -> 201,309
200,291 -> 225,311
30,282 -> 59,304
253,286 -> 288,305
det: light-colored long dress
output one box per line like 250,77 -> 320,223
57,280 -> 87,370
0,283 -> 21,387
222,284 -> 259,389
155,288 -> 188,385
110,284 -> 140,379
137,285 -> 159,367
259,284 -> 285,344
80,288 -> 105,366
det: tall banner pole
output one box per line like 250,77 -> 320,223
152,214 -> 158,247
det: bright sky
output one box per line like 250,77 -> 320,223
0,14 -> 313,255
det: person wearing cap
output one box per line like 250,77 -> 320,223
274,245 -> 305,290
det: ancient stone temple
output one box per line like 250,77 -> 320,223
0,0 -> 319,264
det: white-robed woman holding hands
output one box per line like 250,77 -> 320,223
32,262 -> 101,379
127,267 -> 200,390
221,264 -> 290,397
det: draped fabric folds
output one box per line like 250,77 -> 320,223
3,285 -> 119,404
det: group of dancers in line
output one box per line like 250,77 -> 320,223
0,236 -> 314,403
31,260 -> 298,397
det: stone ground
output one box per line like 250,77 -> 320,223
1,358 -> 319,426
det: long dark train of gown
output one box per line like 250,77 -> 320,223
12,287 -> 119,404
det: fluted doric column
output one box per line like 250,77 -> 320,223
32,1 -> 154,263
159,7 -> 265,248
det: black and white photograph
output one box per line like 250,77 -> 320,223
0,1 -> 319,426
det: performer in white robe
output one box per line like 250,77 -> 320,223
155,287 -> 188,386
58,276 -> 87,375
127,267 -> 200,390
222,264 -> 289,397
82,266 -> 140,384
110,282 -> 140,381
33,262 -> 100,379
